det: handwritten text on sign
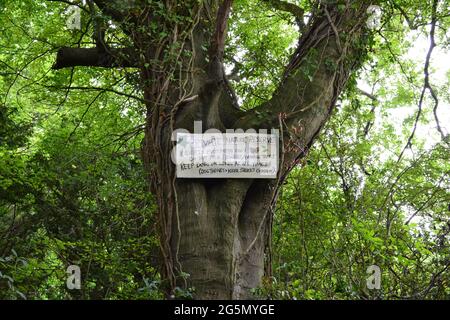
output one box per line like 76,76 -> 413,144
175,132 -> 279,178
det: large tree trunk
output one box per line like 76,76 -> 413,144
140,1 -> 372,299
53,0 -> 372,299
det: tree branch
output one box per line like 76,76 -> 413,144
87,0 -> 107,50
235,2 -> 371,174
209,0 -> 233,80
262,0 -> 305,29
52,47 -> 139,69
358,88 -> 377,101
45,0 -> 90,13
396,0 -> 447,162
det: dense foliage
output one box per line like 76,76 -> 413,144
0,0 -> 449,299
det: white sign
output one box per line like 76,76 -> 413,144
175,132 -> 279,178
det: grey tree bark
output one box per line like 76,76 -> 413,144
53,0 -> 372,299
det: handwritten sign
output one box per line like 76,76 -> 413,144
175,132 -> 279,178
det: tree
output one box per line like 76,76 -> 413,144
0,0 -> 450,299
50,0 -> 375,299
